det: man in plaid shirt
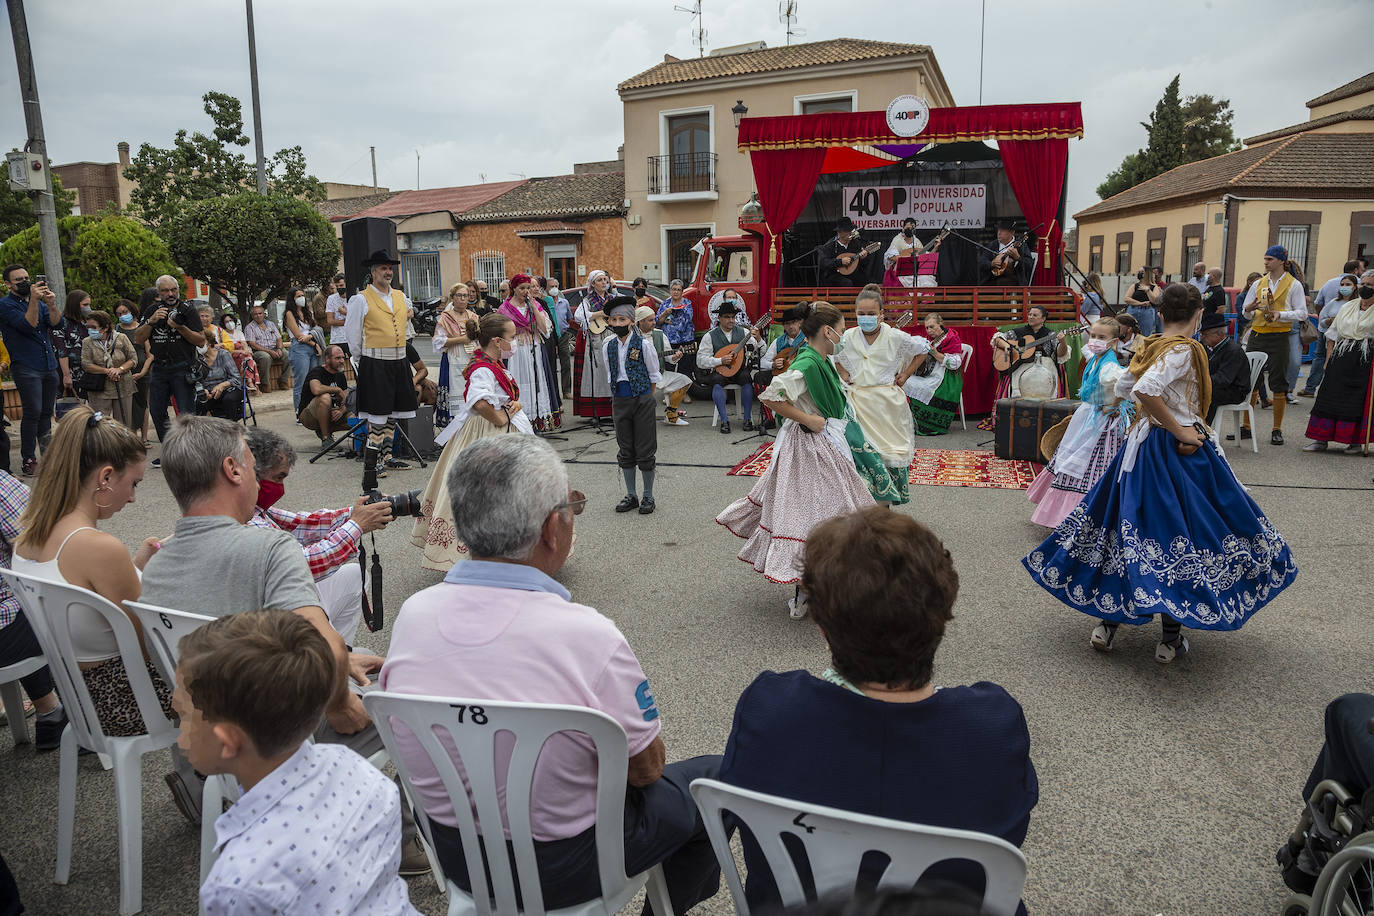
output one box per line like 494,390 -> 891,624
244,428 -> 391,643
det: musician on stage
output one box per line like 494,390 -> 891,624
819,217 -> 873,287
982,219 -> 1032,286
883,218 -> 923,288
697,299 -> 762,433
992,304 -> 1069,399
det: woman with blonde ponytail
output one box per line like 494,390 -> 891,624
14,406 -> 172,735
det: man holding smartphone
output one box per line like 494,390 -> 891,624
0,265 -> 61,476
134,274 -> 205,460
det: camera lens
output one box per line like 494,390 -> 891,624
387,488 -> 423,518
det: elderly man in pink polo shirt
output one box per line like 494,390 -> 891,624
379,435 -> 721,913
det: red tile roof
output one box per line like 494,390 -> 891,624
342,180 -> 527,221
618,38 -> 929,92
1243,104 -> 1374,145
460,172 -> 625,222
1306,70 -> 1374,109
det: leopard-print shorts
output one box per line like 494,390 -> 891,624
80,656 -> 175,737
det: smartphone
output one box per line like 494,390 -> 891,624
35,275 -> 46,285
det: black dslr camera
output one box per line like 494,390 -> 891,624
361,443 -> 423,517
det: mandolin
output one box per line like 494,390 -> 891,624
714,314 -> 775,378
990,232 -> 1029,277
836,241 -> 883,276
992,322 -> 1090,374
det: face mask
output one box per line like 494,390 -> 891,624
1084,338 -> 1110,356
1339,286 -> 1355,298
256,478 -> 285,511
903,227 -> 914,238
196,344 -> 208,355
610,324 -> 630,337
857,315 -> 880,333
633,288 -> 646,297
224,319 -> 236,331
295,296 -> 306,308
118,313 -> 134,325
1360,286 -> 1374,300
13,280 -> 31,298
87,328 -> 101,339
81,307 -> 93,318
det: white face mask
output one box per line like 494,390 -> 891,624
295,296 -> 306,308
196,344 -> 208,355
224,319 -> 236,331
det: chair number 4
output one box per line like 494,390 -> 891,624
159,613 -> 172,629
450,704 -> 489,725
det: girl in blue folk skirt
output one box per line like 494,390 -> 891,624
1023,284 -> 1297,664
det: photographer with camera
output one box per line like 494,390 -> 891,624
245,426 -> 394,644
133,274 -> 205,459
0,265 -> 61,476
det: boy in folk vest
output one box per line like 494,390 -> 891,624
344,249 -> 420,473
1242,244 -> 1309,445
602,295 -> 661,514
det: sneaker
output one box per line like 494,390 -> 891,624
1346,443 -> 1364,454
1286,394 -> 1298,404
1303,441 -> 1328,452
668,416 -> 689,427
1090,622 -> 1118,652
150,457 -> 161,469
615,495 -> 639,513
788,595 -> 809,620
164,771 -> 203,826
638,496 -> 656,515
21,457 -> 36,477
34,709 -> 69,752
1271,430 -> 1285,446
384,458 -> 411,471
743,419 -> 755,432
1155,636 -> 1190,664
398,836 -> 431,877
719,421 -> 730,434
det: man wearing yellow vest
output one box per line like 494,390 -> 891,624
1242,244 -> 1309,445
344,249 -> 418,471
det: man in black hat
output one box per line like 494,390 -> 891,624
1200,312 -> 1250,426
819,217 -> 873,287
344,250 -> 417,473
696,299 -> 760,433
982,220 -> 1031,286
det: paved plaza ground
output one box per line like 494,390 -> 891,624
2,352 -> 1370,915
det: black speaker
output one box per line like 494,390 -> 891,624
341,217 -> 398,295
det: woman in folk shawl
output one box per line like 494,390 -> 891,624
497,273 -> 561,430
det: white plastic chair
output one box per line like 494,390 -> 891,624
1214,351 -> 1268,453
361,691 -> 675,916
0,569 -> 178,915
689,778 -> 1027,916
710,384 -> 746,427
1,654 -> 46,745
122,600 -> 236,881
958,342 -> 973,431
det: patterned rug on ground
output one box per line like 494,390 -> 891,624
727,444 -> 1040,490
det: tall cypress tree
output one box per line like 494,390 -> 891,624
1143,75 -> 1185,176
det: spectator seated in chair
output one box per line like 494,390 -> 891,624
176,610 -> 419,916
299,345 -> 354,441
380,434 -> 723,914
243,304 -> 285,393
194,330 -> 244,421
718,506 -> 1038,913
1199,312 -> 1250,426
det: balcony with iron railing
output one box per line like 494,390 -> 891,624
647,152 -> 719,200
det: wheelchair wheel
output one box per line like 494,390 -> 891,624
1279,892 -> 1311,916
1309,834 -> 1374,916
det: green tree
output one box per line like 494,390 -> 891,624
1181,93 -> 1241,160
0,214 -> 179,310
1141,75 -> 1184,177
161,192 -> 339,319
124,90 -> 325,229
0,173 -> 76,244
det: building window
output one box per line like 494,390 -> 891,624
1116,243 -> 1131,275
1183,237 -> 1201,276
1276,225 -> 1314,281
665,227 -> 710,284
666,111 -> 712,194
1147,239 -> 1163,271
796,92 -> 856,115
473,255 -> 506,292
1089,244 -> 1103,274
401,252 -> 440,301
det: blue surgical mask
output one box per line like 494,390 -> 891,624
87,328 -> 101,339
1340,285 -> 1355,298
118,313 -> 134,325
857,315 -> 880,333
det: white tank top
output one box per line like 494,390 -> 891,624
13,527 -> 119,663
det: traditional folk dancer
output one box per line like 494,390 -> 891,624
412,313 -> 532,572
1304,274 -> 1374,452
433,284 -> 477,428
498,274 -> 560,431
654,279 -> 695,426
1025,318 -> 1133,528
835,286 -> 920,505
344,249 -> 417,473
603,298 -> 661,515
904,313 -> 965,436
1023,284 -> 1297,664
717,302 -> 899,618
572,269 -> 615,419
636,306 -> 692,427
697,299 -> 763,433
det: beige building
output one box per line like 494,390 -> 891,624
1073,70 -> 1374,294
618,38 -> 954,284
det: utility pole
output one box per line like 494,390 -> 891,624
245,0 -> 267,194
370,146 -> 377,189
6,0 -> 66,303
415,149 -> 420,190
978,0 -> 986,105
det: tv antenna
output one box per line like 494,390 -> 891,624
779,1 -> 804,44
674,1 -> 707,57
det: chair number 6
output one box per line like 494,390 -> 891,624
159,613 -> 172,629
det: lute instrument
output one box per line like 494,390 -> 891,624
992,322 -> 1091,374
835,241 -> 883,276
990,232 -> 1029,277
713,314 -> 775,378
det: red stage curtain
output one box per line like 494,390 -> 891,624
749,147 -> 827,267
738,103 -> 1084,151
999,138 -> 1069,286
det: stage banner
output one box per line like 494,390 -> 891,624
842,184 -> 986,230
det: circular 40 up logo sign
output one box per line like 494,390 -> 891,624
886,95 -> 930,138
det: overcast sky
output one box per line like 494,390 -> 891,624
2,0 -> 1363,227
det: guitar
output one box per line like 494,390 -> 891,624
890,227 -> 951,265
584,310 -> 610,336
990,232 -> 1028,277
835,241 -> 883,276
714,314 -> 775,378
991,322 -> 1091,374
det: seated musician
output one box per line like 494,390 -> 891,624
981,219 -> 1032,286
751,305 -> 808,431
654,279 -> 695,424
992,305 -> 1069,399
883,218 -> 922,288
697,299 -> 762,434
819,217 -> 873,287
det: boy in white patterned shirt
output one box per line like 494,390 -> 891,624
173,610 -> 417,915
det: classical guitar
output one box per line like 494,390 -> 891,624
992,322 -> 1091,374
714,314 -> 775,378
990,232 -> 1029,277
835,241 -> 883,276
584,309 -> 610,336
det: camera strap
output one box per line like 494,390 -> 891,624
359,533 -> 384,632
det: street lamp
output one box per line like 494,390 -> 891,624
732,99 -> 748,128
